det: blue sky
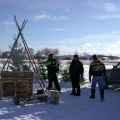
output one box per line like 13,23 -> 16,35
1,0 -> 120,56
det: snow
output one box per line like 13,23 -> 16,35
0,62 -> 120,120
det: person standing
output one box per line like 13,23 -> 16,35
45,54 -> 61,92
89,54 -> 106,101
69,55 -> 84,96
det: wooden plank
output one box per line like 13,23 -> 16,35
2,80 -> 33,83
2,74 -> 34,76
2,77 -> 34,80
1,72 -> 34,77
3,88 -> 15,91
1,75 -> 34,78
1,71 -> 34,74
2,85 -> 15,87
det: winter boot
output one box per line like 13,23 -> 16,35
90,89 -> 95,99
70,89 -> 76,95
74,87 -> 81,96
70,92 -> 76,95
74,93 -> 80,96
100,89 -> 104,101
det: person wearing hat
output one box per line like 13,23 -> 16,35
89,54 -> 106,101
45,54 -> 61,92
69,55 -> 84,96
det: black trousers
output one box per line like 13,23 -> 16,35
71,75 -> 80,94
48,73 -> 61,91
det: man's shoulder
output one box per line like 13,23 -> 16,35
90,60 -> 102,65
78,60 -> 83,65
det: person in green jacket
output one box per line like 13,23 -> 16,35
45,54 -> 61,92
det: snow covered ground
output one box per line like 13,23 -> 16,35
0,63 -> 120,120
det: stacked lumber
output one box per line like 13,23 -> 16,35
1,71 -> 34,99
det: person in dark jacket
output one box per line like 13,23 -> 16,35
89,54 -> 106,101
69,55 -> 84,96
45,54 -> 61,92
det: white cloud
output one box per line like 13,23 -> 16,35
2,21 -> 15,26
83,43 -> 93,47
104,3 -> 120,12
56,46 -> 83,55
31,31 -> 120,56
104,43 -> 120,55
97,43 -> 101,46
34,15 -> 51,19
118,41 -> 120,44
34,14 -> 67,20
87,2 -> 120,20
50,28 -> 64,31
82,43 -> 97,54
65,8 -> 69,11
112,31 -> 120,34
52,16 -> 67,20
95,14 -> 120,19
80,34 -> 117,43
87,2 -> 120,12
86,2 -> 97,8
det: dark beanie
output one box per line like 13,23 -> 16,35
92,54 -> 97,60
49,54 -> 54,58
74,55 -> 78,58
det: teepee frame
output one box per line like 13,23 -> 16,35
1,15 -> 46,95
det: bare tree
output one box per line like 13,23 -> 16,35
36,50 -> 43,56
36,47 -> 59,56
51,48 -> 59,55
29,48 -> 34,55
82,52 -> 90,56
42,47 -> 51,56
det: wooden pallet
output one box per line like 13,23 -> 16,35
1,71 -> 34,99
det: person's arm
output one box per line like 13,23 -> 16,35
45,60 -> 52,66
103,64 -> 106,76
69,62 -> 72,74
89,65 -> 92,83
80,62 -> 84,78
56,60 -> 60,69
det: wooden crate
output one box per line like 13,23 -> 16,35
1,71 -> 34,99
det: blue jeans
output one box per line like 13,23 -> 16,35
91,76 -> 104,89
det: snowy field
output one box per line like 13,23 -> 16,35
0,61 -> 120,120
